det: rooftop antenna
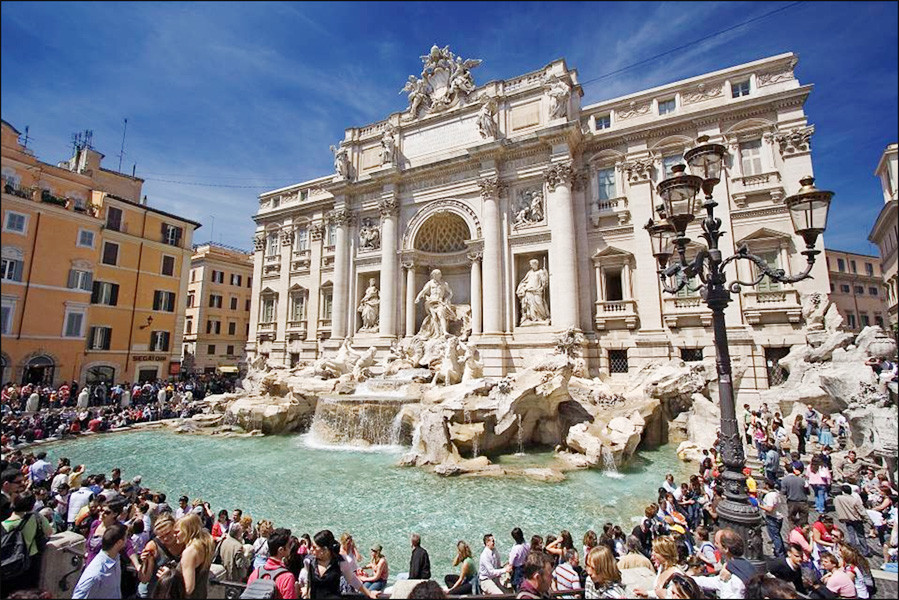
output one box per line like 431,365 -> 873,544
20,126 -> 32,149
117,118 -> 128,173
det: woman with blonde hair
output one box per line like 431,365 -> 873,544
633,536 -> 681,599
839,543 -> 873,599
139,513 -> 184,598
445,540 -> 476,595
584,545 -> 625,598
358,544 -> 389,592
169,513 -> 214,599
253,519 -> 273,569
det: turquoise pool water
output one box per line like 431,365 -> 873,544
44,430 -> 690,581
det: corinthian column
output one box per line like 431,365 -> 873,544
468,249 -> 483,335
544,163 -> 580,329
378,196 -> 399,337
330,207 -> 353,339
404,262 -> 416,337
478,177 -> 506,335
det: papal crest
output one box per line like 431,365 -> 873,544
400,45 -> 482,120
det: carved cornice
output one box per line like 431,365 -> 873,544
730,205 -> 789,221
280,228 -> 293,246
509,230 -> 552,246
378,196 -> 400,218
617,101 -> 651,120
757,66 -> 795,88
477,177 -> 507,199
619,159 -> 654,184
772,125 -> 814,156
543,163 -> 575,191
682,82 -> 724,106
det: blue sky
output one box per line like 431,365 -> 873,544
2,1 -> 896,254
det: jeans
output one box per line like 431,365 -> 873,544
364,580 -> 386,591
765,515 -> 785,557
843,520 -> 872,557
812,484 -> 827,513
806,422 -> 816,441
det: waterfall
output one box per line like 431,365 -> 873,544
515,414 -> 525,456
463,408 -> 479,459
309,396 -> 408,449
600,446 -> 624,479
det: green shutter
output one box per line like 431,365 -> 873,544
91,281 -> 100,304
110,284 -> 119,306
67,269 -> 77,289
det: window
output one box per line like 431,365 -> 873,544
150,331 -> 170,352
102,242 -> 119,266
604,270 -> 623,301
0,298 -> 15,335
162,223 -> 183,247
830,283 -> 835,293
185,319 -> 193,335
739,139 -> 763,176
840,284 -> 850,293
67,269 -> 93,291
206,320 -> 221,335
847,313 -> 857,329
321,291 -> 333,320
865,263 -> 874,276
609,350 -> 628,373
226,345 -> 234,356
91,281 -> 119,306
207,344 -> 216,355
1,256 -> 24,282
595,114 -> 611,130
850,260 -> 857,274
860,314 -> 870,327
837,258 -> 845,272
596,168 -> 615,201
755,251 -> 782,292
209,294 -> 223,309
261,296 -> 276,323
854,285 -> 864,295
869,287 -> 879,296
228,321 -> 236,335
63,308 -> 85,338
76,229 -> 95,248
681,348 -> 704,362
247,276 -> 252,288
87,326 -> 112,351
295,228 -> 308,251
244,299 -> 251,311
875,316 -> 884,327
161,255 -> 175,276
191,269 -> 196,282
153,290 -> 176,312
187,292 -> 195,308
3,211 -> 27,234
230,297 -> 238,310
211,270 -> 224,284
106,206 -> 123,232
662,155 -> 682,178
732,80 -> 751,98
327,224 -> 336,247
266,234 -> 279,257
658,98 -> 676,115
230,273 -> 242,286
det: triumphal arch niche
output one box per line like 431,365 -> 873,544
250,46 -> 829,387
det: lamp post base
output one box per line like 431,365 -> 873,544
716,497 -> 765,566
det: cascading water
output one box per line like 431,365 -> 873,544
600,445 -> 624,479
463,408 -> 479,459
309,396 -> 409,448
515,414 -> 525,457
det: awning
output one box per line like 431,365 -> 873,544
217,366 -> 239,373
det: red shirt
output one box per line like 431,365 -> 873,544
246,557 -> 297,599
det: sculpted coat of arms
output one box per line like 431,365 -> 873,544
400,45 -> 482,119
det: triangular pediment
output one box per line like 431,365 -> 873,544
737,227 -> 792,244
592,245 -> 633,259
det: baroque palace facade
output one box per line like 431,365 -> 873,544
248,49 -> 830,395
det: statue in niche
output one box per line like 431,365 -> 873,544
513,188 -> 544,227
543,74 -> 571,120
517,259 -> 550,326
414,269 -> 455,338
358,218 -> 381,250
477,98 -> 498,139
357,279 -> 380,332
330,144 -> 350,179
380,127 -> 396,165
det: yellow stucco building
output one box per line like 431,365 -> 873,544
1,120 -> 200,386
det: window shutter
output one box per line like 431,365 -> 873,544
67,269 -> 77,289
168,293 -> 176,312
13,260 -> 23,282
91,281 -> 100,304
164,331 -> 170,351
110,284 -> 119,306
87,327 -> 96,349
174,227 -> 183,247
83,272 -> 93,291
104,328 -> 112,351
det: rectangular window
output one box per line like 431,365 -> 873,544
153,290 -> 176,312
102,242 -> 119,266
830,283 -> 835,292
840,284 -> 850,293
837,258 -> 845,272
210,270 -> 224,284
191,269 -> 196,282
740,139 -> 763,176
230,297 -> 238,310
847,313 -> 857,329
658,98 -> 676,115
150,331 -> 170,352
187,292 -> 195,308
609,350 -> 629,373
230,273 -> 242,286
266,234 -> 279,256
87,326 -> 112,350
228,321 -> 236,335
875,316 -> 884,327
295,228 -> 308,251
77,229 -> 95,248
596,168 -> 615,201
247,276 -> 252,288
91,281 -> 119,306
604,270 -> 623,301
850,260 -> 857,274
245,298 -> 251,311
207,344 -> 216,355
322,292 -> 333,320
732,80 -> 751,98
162,223 -> 183,247
869,287 -> 878,296
680,348 -> 704,362
63,310 -> 85,338
206,319 -> 212,334
865,263 -> 874,276
226,344 -> 234,356
209,294 -> 222,309
1,258 -> 24,282
291,294 -> 306,321
3,211 -> 27,234
106,206 -> 123,232
860,314 -> 870,327
261,297 -> 276,323
67,269 -> 93,292
662,155 -> 681,178
595,114 -> 611,130
755,251 -> 782,292
161,255 -> 175,276
853,285 -> 864,295
0,300 -> 14,335
327,224 -> 336,247
185,319 -> 193,335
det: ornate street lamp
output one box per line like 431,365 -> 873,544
647,136 -> 833,562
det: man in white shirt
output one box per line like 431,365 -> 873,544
479,533 -> 511,594
67,481 -> 95,527
759,479 -> 786,557
29,452 -> 54,484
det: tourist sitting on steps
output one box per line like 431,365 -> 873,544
445,540 -> 477,595
479,533 -> 512,594
357,544 -> 389,592
516,551 -> 554,600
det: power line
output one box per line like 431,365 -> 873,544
142,177 -> 283,189
578,1 -> 804,88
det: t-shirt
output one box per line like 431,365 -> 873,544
780,474 -> 809,502
825,568 -> 857,598
552,562 -> 581,592
2,513 -> 53,557
746,477 -> 757,494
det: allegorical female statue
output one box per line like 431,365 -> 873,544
357,279 -> 380,331
517,259 -> 550,325
414,269 -> 455,338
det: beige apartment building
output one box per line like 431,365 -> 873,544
869,143 -> 898,329
182,242 -> 254,375
826,249 -> 890,331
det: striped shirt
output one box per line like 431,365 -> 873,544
552,562 -> 581,593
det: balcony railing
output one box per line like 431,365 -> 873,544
730,171 -> 785,207
594,299 -> 638,329
590,196 -> 630,227
742,288 -> 801,325
663,295 -> 712,328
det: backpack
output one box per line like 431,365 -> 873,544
240,564 -> 290,600
1,514 -> 33,579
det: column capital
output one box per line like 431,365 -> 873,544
378,196 -> 400,218
309,221 -> 325,241
401,260 -> 415,271
252,233 -> 265,251
543,162 -> 575,192
329,208 -> 355,227
477,177 -> 507,200
467,250 -> 483,262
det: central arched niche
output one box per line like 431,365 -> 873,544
411,211 -> 473,327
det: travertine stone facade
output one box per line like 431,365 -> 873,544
248,51 -> 831,395
825,249 -> 890,331
182,243 -> 254,374
869,144 -> 898,329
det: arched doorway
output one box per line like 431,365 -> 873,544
85,365 -> 115,386
0,353 -> 9,384
23,355 -> 55,385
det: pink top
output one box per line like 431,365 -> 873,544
788,528 -> 812,560
825,568 -> 857,598
807,466 -> 831,486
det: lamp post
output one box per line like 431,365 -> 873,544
646,136 -> 833,561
